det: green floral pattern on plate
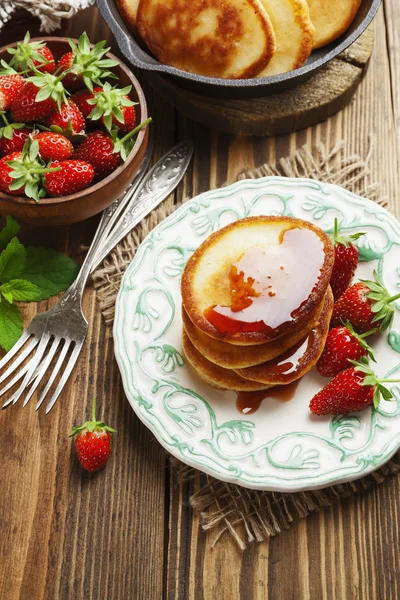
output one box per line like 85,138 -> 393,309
114,177 -> 400,491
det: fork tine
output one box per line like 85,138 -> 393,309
23,337 -> 61,408
45,342 -> 83,414
0,336 -> 38,385
35,340 -> 71,411
1,362 -> 32,402
8,333 -> 51,407
0,332 -> 30,372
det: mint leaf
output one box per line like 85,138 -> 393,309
19,246 -> 79,300
0,301 -> 23,351
0,279 -> 41,303
0,217 -> 20,251
0,237 -> 26,281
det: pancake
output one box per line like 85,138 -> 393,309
182,330 -> 271,391
181,216 -> 335,346
306,0 -> 362,49
136,0 -> 276,79
257,0 -> 315,77
235,287 -> 333,384
182,296 -> 324,369
116,0 -> 140,30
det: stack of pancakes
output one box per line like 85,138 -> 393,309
181,216 -> 335,392
117,0 -> 362,79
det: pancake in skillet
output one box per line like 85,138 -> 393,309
181,297 -> 324,369
182,330 -> 271,391
235,287 -> 333,384
181,216 -> 335,346
256,0 -> 315,76
136,0 -> 276,79
306,0 -> 362,49
116,0 -> 140,30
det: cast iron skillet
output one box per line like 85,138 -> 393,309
96,0 -> 381,99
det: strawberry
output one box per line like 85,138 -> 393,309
0,112 -> 30,157
57,32 -> 119,92
71,87 -> 102,119
45,100 -> 85,136
0,74 -> 25,111
73,131 -> 121,178
7,32 -> 55,74
10,81 -> 59,122
310,358 -> 400,415
33,131 -> 73,162
316,321 -> 376,377
330,219 -> 365,300
0,151 -> 24,195
86,82 -> 137,133
331,271 -> 400,333
69,398 -> 116,472
43,158 -> 94,196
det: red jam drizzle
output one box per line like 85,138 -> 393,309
236,380 -> 300,415
204,227 -> 324,335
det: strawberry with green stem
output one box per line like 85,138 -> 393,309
330,218 -> 366,300
45,99 -> 85,136
0,71 -> 25,111
0,112 -> 30,156
43,158 -> 94,196
86,81 -> 137,133
7,31 -> 55,74
69,398 -> 116,472
57,32 -> 119,92
310,357 -> 400,415
331,270 -> 400,333
11,67 -> 69,123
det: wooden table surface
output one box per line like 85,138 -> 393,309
1,3 -> 400,599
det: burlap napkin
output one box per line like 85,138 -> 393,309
93,140 -> 400,549
0,0 -> 94,32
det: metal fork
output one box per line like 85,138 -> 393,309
0,136 -> 155,414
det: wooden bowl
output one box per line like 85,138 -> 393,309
0,37 -> 148,226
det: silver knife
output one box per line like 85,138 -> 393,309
90,140 -> 193,272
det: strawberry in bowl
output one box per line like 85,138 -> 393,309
0,32 -> 150,226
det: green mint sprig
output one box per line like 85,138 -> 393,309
0,216 -> 79,351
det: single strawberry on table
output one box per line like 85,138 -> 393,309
330,218 -> 365,300
43,158 -> 94,196
331,270 -> 400,333
0,112 -> 30,157
7,32 -> 55,74
33,131 -> 73,162
316,321 -> 376,377
70,398 -> 116,472
57,32 -> 119,92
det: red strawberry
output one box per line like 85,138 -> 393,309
57,32 -> 119,92
330,219 -> 365,301
73,131 -> 121,178
0,151 -> 24,195
0,74 -> 25,111
316,322 -> 376,377
34,131 -> 73,162
86,82 -> 137,133
331,271 -> 400,333
7,32 -> 55,74
310,358 -> 399,415
69,398 -> 116,472
10,81 -> 56,122
71,87 -> 102,119
0,113 -> 30,157
46,100 -> 85,135
43,159 -> 94,196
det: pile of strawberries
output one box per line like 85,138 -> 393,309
0,32 -> 150,200
310,219 -> 400,416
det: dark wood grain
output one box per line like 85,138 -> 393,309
1,3 -> 400,600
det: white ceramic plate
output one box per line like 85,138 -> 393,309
113,177 -> 400,491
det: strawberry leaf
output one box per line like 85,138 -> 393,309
0,300 -> 23,352
19,246 -> 79,300
0,237 -> 26,281
0,216 -> 20,252
0,279 -> 41,302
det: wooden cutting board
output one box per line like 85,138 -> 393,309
145,26 -> 374,137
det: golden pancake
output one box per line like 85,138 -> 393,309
182,297 -> 324,369
136,0 -> 276,79
257,0 -> 315,76
235,287 -> 333,384
181,216 -> 334,346
116,0 -> 140,29
182,330 -> 271,391
306,0 -> 362,49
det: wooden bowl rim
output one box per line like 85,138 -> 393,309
0,36 -> 148,206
